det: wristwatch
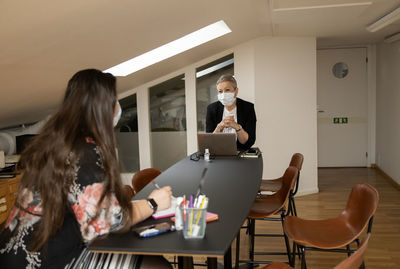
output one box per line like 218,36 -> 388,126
235,124 -> 242,132
147,198 -> 158,214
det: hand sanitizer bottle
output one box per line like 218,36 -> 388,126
204,148 -> 210,162
175,197 -> 184,230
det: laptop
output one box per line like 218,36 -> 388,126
197,133 -> 238,156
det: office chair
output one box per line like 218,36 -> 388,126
123,185 -> 135,200
131,168 -> 161,195
259,153 -> 303,216
236,166 -> 298,267
283,183 -> 378,269
260,234 -> 371,269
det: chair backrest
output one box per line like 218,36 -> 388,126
131,168 -> 162,194
274,166 -> 298,206
123,185 -> 135,200
289,153 -> 303,194
343,183 -> 379,235
289,153 -> 304,171
334,234 -> 371,269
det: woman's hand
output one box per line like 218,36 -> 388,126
224,115 -> 240,129
148,186 -> 172,211
217,115 -> 240,130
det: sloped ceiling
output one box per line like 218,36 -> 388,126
0,0 -> 400,129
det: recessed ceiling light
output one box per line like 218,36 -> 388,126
104,20 -> 232,77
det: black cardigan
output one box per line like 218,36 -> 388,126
205,98 -> 257,150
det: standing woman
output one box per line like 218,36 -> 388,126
206,74 -> 257,150
0,69 -> 172,268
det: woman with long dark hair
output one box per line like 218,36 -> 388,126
0,69 -> 172,268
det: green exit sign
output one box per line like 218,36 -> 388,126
333,117 -> 348,124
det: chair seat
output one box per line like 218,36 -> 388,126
261,262 -> 292,269
248,194 -> 285,219
260,178 -> 282,192
284,215 -> 360,249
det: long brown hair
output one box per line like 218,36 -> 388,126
19,69 -> 132,251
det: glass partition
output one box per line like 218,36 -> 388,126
115,94 -> 139,173
196,54 -> 234,132
149,74 -> 187,171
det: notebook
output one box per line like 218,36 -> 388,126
197,133 -> 238,156
171,212 -> 218,223
152,196 -> 177,219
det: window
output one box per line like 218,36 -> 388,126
196,54 -> 234,132
115,94 -> 139,173
332,62 -> 349,78
149,74 -> 187,170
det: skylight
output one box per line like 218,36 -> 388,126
104,20 -> 232,77
196,58 -> 234,78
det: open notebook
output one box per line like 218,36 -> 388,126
152,196 -> 178,219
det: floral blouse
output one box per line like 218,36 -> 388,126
0,138 -> 124,269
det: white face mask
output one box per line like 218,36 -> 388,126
113,101 -> 122,127
218,92 -> 236,106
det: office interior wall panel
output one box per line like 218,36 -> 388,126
251,36 -> 318,195
234,41 -> 256,104
376,41 -> 400,184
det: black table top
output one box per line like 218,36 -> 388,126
89,155 -> 263,258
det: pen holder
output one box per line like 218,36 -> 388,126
182,205 -> 207,239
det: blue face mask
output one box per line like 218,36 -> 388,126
113,101 -> 122,127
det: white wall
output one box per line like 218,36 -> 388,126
376,41 -> 400,184
121,36 -> 319,195
250,37 -> 318,195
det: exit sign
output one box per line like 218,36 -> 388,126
333,117 -> 348,124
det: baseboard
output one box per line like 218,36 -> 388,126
375,165 -> 400,191
295,187 -> 319,197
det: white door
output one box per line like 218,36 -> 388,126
317,48 -> 368,167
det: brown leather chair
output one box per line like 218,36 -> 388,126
236,166 -> 299,267
131,168 -> 161,195
260,234 -> 371,269
334,234 -> 370,269
259,153 -> 303,216
124,185 -> 135,200
283,183 -> 378,269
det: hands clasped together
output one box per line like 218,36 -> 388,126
217,115 -> 239,132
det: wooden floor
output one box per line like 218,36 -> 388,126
170,167 -> 400,268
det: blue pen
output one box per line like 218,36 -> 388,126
140,229 -> 167,238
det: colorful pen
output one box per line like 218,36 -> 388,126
189,195 -> 193,208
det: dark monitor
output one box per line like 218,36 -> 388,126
16,134 -> 36,154
197,133 -> 238,156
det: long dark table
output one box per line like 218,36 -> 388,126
89,154 -> 263,268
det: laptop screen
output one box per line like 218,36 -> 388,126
197,133 -> 238,156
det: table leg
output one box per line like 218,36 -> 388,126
207,257 -> 218,269
224,247 -> 232,269
178,256 -> 194,269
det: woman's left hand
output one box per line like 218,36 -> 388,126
148,186 -> 172,211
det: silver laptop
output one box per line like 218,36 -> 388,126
197,133 -> 238,156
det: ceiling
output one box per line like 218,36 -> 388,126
1,0 -> 400,129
